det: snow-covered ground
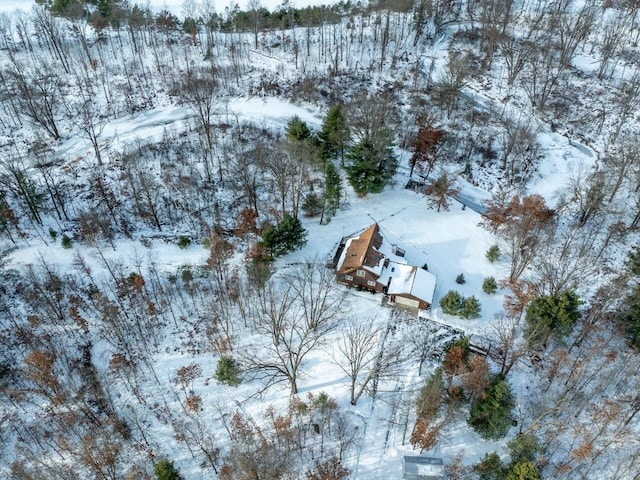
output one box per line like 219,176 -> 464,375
4,93 -> 507,478
2,2 -> 640,478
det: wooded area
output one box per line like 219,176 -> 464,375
2,0 -> 640,478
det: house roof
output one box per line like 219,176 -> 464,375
336,223 -> 382,274
383,263 -> 436,305
403,456 -> 444,480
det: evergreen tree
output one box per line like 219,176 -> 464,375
345,139 -> 397,195
260,213 -> 308,258
468,374 -> 514,440
483,277 -> 498,294
50,0 -> 84,17
286,116 -> 312,142
439,290 -> 464,316
153,459 -> 184,480
524,290 -> 580,344
618,247 -> 640,348
324,161 -> 342,216
486,244 -> 501,263
617,283 -> 640,348
461,296 -> 482,319
216,356 -> 241,386
474,452 -> 503,480
504,461 -> 540,480
302,192 -> 324,218
319,104 -> 350,163
508,433 -> 540,464
625,246 -> 640,276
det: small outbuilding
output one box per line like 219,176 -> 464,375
384,263 -> 436,310
403,455 -> 445,480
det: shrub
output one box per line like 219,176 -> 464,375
177,235 -> 191,249
483,276 -> 498,294
456,273 -> 466,284
486,244 -> 500,263
468,374 -> 514,440
440,290 -> 464,315
153,459 -> 184,480
61,234 -> 73,249
49,228 -> 57,240
461,296 -> 482,319
215,356 -> 241,386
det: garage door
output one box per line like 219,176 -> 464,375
394,295 -> 420,309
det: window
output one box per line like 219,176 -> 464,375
345,275 -> 353,281
367,280 -> 376,287
356,269 -> 366,277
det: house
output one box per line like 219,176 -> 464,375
333,223 -> 437,309
334,223 -> 387,293
403,455 -> 445,480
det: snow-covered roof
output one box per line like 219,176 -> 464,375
336,224 -> 384,274
403,456 -> 444,480
335,236 -> 354,272
384,263 -> 436,305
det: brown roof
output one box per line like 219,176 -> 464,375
337,224 -> 382,275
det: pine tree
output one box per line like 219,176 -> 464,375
439,290 -> 464,315
524,290 -> 580,344
260,213 -> 308,258
468,374 -> 514,440
618,283 -> 640,348
345,139 -> 397,195
486,244 -> 501,263
153,459 -> 184,480
483,277 -> 498,294
319,104 -> 350,163
474,452 -> 503,480
302,192 -> 324,218
286,116 -> 312,142
504,461 -> 540,480
215,356 -> 241,386
461,296 -> 482,319
324,161 -> 342,216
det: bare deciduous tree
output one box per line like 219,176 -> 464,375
6,64 -> 63,140
247,262 -> 342,394
337,316 -> 402,405
483,193 -> 554,281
